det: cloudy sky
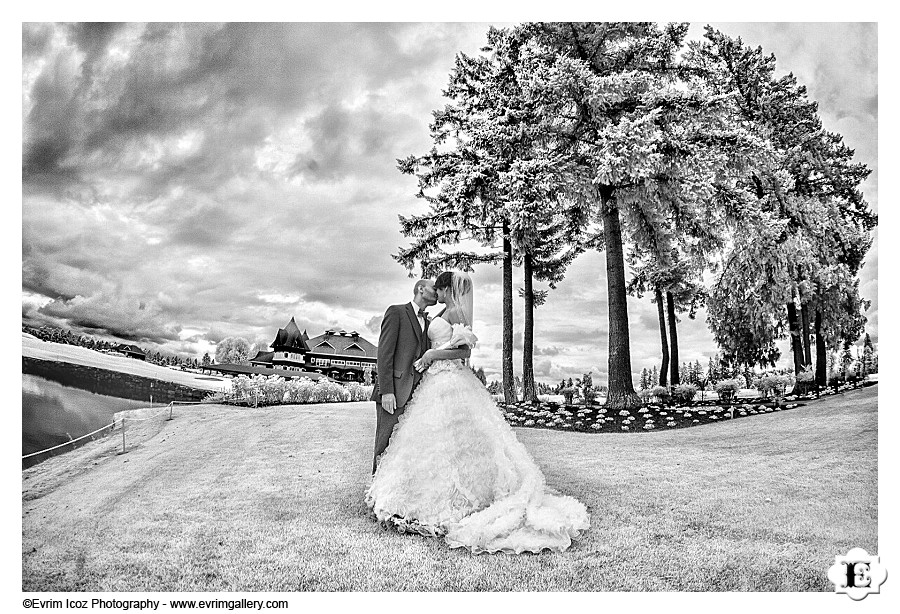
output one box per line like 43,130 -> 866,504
21,21 -> 878,384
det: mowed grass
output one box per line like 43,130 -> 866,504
22,386 -> 877,592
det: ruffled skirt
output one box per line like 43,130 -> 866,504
365,360 -> 590,554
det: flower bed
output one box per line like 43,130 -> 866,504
498,398 -> 807,433
497,379 -> 874,434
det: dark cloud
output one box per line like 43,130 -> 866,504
23,23 -> 55,59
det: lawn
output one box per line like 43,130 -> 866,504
21,386 -> 877,591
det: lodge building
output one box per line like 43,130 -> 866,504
248,317 -> 378,382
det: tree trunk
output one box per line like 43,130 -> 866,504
501,219 -> 516,403
787,301 -> 805,374
800,300 -> 813,367
666,290 -> 680,386
793,293 -> 817,395
655,286 -> 669,388
522,253 -> 538,403
815,307 -> 827,393
600,189 -> 641,409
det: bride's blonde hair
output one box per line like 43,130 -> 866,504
435,271 -> 474,328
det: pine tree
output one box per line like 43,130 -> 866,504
861,333 -> 875,376
696,27 -> 874,384
475,367 -> 487,386
523,22 -> 741,408
840,341 -> 853,382
639,367 -> 650,390
396,28 -> 595,404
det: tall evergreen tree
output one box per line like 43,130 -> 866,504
861,333 -> 875,377
518,22 -> 749,408
694,27 -> 875,385
396,27 -> 594,403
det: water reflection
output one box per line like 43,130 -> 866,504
23,374 -> 150,457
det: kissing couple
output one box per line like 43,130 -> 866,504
366,271 -> 590,554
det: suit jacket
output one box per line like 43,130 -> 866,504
370,303 -> 429,409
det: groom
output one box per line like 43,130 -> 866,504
371,279 -> 437,473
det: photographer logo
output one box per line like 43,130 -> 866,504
827,547 -> 887,600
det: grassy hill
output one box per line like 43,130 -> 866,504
22,386 -> 877,591
22,334 -> 230,392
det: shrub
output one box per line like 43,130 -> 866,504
714,378 -> 742,402
202,391 -> 226,404
795,368 -> 815,384
311,379 -> 350,403
221,375 -> 371,406
672,383 -> 697,403
230,375 -> 256,405
650,385 -> 670,403
560,387 -> 577,405
637,388 -> 652,401
261,376 -> 288,404
345,382 -> 374,401
582,386 -> 597,405
285,377 -> 316,403
753,374 -> 793,399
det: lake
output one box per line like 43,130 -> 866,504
23,373 -> 152,466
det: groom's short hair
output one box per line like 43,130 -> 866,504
413,279 -> 430,296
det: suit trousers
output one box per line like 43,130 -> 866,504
373,400 -> 407,474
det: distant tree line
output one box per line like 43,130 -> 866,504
638,340 -> 877,391
23,324 -> 209,370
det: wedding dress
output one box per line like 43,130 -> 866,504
365,317 -> 590,554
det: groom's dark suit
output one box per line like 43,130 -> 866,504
371,302 -> 429,473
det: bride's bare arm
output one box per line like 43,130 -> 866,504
414,345 -> 471,372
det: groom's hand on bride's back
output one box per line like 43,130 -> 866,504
382,393 -> 397,414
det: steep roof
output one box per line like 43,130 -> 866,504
306,329 -> 377,358
269,317 -> 309,351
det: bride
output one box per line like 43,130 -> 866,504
365,271 -> 590,554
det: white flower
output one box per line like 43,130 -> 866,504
622,426 -> 630,431
591,423 -> 602,430
666,421 -> 677,427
